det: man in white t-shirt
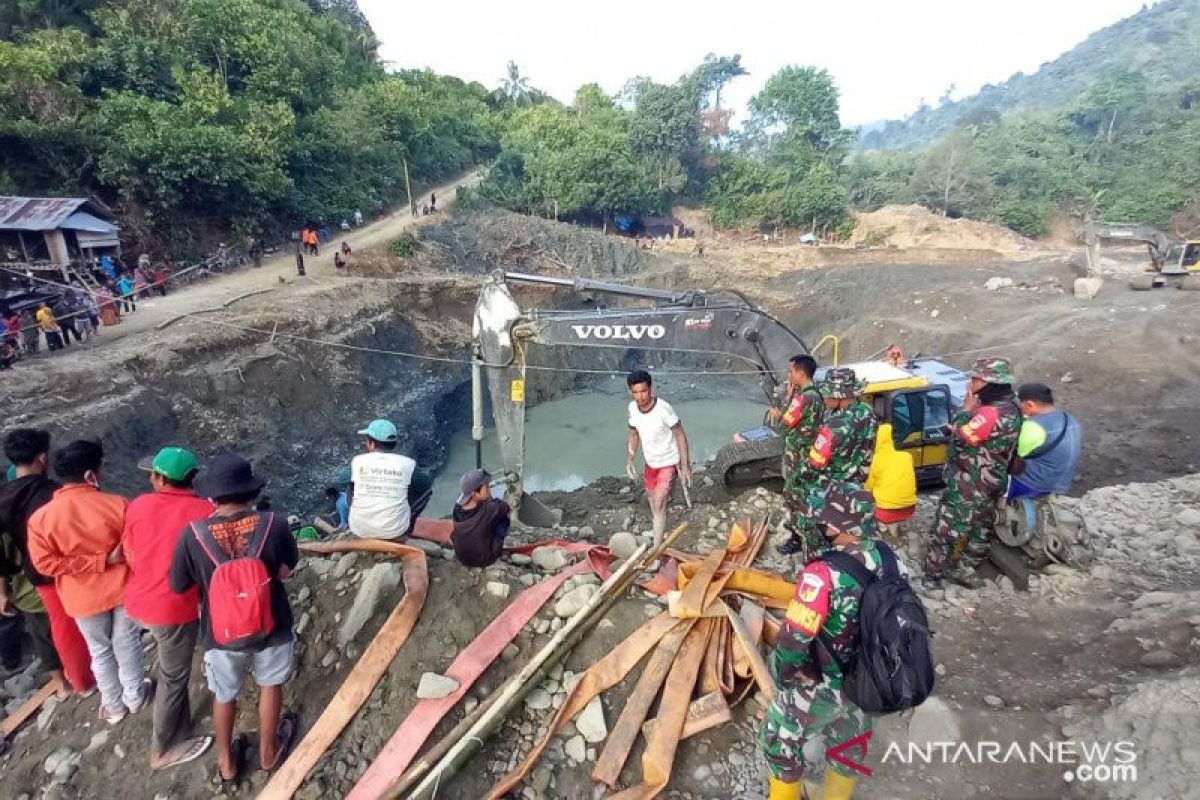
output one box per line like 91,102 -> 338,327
348,419 -> 419,540
625,370 -> 692,545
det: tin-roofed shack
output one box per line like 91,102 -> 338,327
0,196 -> 121,284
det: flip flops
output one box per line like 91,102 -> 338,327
152,735 -> 213,771
261,712 -> 299,772
219,734 -> 249,784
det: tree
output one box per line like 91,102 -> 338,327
909,127 -> 991,217
501,60 -> 532,105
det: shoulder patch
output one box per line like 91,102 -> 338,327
958,405 -> 1000,446
784,561 -> 833,636
808,425 -> 835,468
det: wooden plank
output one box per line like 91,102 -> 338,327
732,600 -> 766,679
0,680 -> 58,739
258,540 -> 428,800
592,619 -> 697,788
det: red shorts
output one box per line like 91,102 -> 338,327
643,464 -> 676,495
875,506 -> 915,524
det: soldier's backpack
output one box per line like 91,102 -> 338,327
819,542 -> 935,714
191,513 -> 276,649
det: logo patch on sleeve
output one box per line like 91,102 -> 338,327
808,426 -> 834,468
798,572 -> 824,603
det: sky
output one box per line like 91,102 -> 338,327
358,0 -> 1154,126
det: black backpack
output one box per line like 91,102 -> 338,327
818,542 -> 935,714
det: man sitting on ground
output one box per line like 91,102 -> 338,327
348,420 -> 429,540
169,454 -> 299,782
1009,382 -> 1082,499
451,469 -> 511,568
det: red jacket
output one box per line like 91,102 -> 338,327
122,487 -> 212,626
28,484 -> 129,618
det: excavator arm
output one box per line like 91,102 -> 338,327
1079,221 -> 1173,272
472,271 -> 808,525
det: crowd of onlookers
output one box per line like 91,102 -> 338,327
0,416 -> 512,783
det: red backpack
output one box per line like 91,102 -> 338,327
192,513 -> 275,648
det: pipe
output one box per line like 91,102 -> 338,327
471,346 -> 484,470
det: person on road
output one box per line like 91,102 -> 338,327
354,209 -> 363,228
923,358 -> 1022,589
37,302 -> 63,351
28,440 -> 146,724
116,273 -> 136,313
169,454 -> 299,782
1008,383 -> 1082,499
806,368 -> 878,532
866,423 -> 917,543
451,469 -> 512,568
767,355 -> 824,556
348,419 -> 427,540
123,447 -> 215,769
429,192 -> 437,213
625,370 -> 692,546
20,308 -> 40,354
0,429 -> 93,697
760,483 -> 884,800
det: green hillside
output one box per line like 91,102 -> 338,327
858,0 -> 1200,151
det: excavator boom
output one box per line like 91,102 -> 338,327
471,271 -> 808,525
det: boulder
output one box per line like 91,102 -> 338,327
985,276 -> 1013,291
338,563 -> 403,646
575,696 -> 607,744
554,584 -> 598,618
485,581 -> 511,599
531,546 -> 569,572
564,734 -> 587,764
416,673 -> 460,700
1073,276 -> 1103,300
607,532 -> 638,560
524,688 -> 553,710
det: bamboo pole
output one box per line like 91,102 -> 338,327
399,524 -> 688,800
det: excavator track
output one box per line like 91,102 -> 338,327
711,437 -> 785,489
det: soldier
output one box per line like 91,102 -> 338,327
768,355 -> 823,555
806,368 -> 878,533
760,483 -> 883,800
923,357 -> 1021,589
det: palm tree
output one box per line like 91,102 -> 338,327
501,61 -> 532,105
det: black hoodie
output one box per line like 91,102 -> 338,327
0,474 -> 60,586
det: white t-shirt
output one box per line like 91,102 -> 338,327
628,398 -> 681,469
349,451 -> 416,539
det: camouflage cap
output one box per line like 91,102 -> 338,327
818,483 -> 878,538
969,357 -> 1015,385
819,367 -> 860,400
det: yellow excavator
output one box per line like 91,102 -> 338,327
1080,221 -> 1200,290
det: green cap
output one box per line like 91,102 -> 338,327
5,464 -> 16,481
138,447 -> 199,481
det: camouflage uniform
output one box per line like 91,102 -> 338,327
806,369 -> 878,533
761,485 -> 880,781
924,358 -> 1022,578
780,383 -> 824,549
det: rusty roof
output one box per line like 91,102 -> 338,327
0,196 -> 115,232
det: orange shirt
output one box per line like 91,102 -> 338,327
28,484 -> 129,618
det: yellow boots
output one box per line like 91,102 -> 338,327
768,776 -> 804,800
823,770 -> 858,800
768,771 -> 857,800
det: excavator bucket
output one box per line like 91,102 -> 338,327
516,492 -> 563,528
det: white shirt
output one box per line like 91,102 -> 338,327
628,398 -> 681,469
349,451 -> 416,539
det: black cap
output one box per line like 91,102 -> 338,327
193,453 -> 265,499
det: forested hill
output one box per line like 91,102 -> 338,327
0,0 -> 499,255
858,0 -> 1200,151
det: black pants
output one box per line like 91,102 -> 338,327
45,331 -> 64,351
0,612 -> 21,670
61,322 -> 80,345
24,608 -> 60,671
404,489 -> 433,536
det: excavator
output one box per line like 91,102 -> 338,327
470,270 -> 1087,584
1079,221 -> 1200,290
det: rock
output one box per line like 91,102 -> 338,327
510,554 -> 533,566
43,747 -> 80,783
532,546 -> 569,572
576,696 -> 607,743
930,308 -> 940,318
607,531 -> 638,560
1060,372 -> 1075,384
113,743 -> 126,759
983,694 -> 1005,708
564,734 -> 587,764
534,618 -> 550,634
1174,508 -> 1200,527
693,763 -> 712,781
416,672 -> 460,700
331,553 -> 358,580
1140,649 -> 1183,668
525,688 -> 553,710
555,584 -> 598,618
579,526 -> 595,538
296,585 -> 311,604
84,729 -> 111,755
464,697 -> 479,713
984,277 -> 1013,291
907,696 -> 962,743
1073,276 -> 1103,300
36,696 -> 59,731
486,581 -> 511,599
519,574 -> 536,587
338,563 -> 403,646
502,643 -> 520,661
307,558 -> 333,579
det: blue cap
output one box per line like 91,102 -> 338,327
357,419 -> 398,443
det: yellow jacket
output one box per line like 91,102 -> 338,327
866,423 -> 917,510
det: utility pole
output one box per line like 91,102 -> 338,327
403,157 -> 415,218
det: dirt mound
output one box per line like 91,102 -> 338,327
852,204 -> 1035,252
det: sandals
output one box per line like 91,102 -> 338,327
219,734 -> 249,784
152,735 -> 212,771
261,712 -> 299,772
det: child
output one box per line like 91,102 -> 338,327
450,469 -> 511,568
